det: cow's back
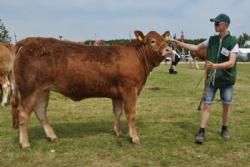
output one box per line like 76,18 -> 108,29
0,44 -> 13,74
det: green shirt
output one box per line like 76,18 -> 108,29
207,33 -> 238,88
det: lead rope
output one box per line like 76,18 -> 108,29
197,62 -> 215,111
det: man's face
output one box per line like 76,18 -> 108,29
214,22 -> 228,32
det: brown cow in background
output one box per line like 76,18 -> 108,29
0,43 -> 14,107
190,48 -> 207,61
187,48 -> 207,69
12,31 -> 173,148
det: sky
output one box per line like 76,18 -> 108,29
1,0 -> 249,43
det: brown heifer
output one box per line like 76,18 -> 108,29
0,43 -> 14,107
190,48 -> 207,61
12,31 -> 173,148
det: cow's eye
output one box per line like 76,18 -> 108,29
150,39 -> 156,44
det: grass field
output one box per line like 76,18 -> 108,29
0,63 -> 249,167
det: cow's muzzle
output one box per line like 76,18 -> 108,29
162,46 -> 174,57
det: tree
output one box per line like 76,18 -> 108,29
0,19 -> 11,43
238,33 -> 250,48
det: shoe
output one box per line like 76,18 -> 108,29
220,129 -> 230,139
172,71 -> 178,74
195,132 -> 205,144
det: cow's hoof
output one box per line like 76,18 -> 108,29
114,126 -> 123,137
20,143 -> 31,149
114,130 -> 122,138
132,137 -> 141,145
48,137 -> 58,143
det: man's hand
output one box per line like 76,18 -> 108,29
206,61 -> 217,70
171,39 -> 181,47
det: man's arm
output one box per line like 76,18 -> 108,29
207,43 -> 239,70
172,39 -> 206,51
206,53 -> 237,70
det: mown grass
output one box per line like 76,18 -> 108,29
0,63 -> 249,167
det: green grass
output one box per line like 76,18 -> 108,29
0,63 -> 250,167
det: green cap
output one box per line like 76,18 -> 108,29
210,13 -> 230,24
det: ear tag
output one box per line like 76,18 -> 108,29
138,36 -> 143,41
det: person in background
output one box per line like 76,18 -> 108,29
163,31 -> 181,74
173,13 -> 239,144
94,40 -> 104,46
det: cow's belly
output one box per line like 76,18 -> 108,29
52,80 -> 121,101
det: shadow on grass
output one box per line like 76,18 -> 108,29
9,120 -> 135,148
27,120 -> 130,140
14,119 -> 203,146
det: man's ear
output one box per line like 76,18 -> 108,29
134,30 -> 145,41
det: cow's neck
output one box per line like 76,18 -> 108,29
137,45 -> 164,75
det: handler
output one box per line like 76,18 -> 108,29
173,13 -> 239,144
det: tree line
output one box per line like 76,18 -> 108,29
1,19 -> 250,48
0,19 -> 11,43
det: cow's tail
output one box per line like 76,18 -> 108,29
11,83 -> 20,129
11,44 -> 23,129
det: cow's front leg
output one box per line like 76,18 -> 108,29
122,88 -> 140,144
112,99 -> 123,137
34,92 -> 58,142
124,104 -> 140,144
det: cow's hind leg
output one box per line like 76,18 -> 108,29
1,78 -> 10,107
122,88 -> 140,144
19,92 -> 40,149
18,105 -> 31,148
34,91 -> 58,142
112,99 -> 123,137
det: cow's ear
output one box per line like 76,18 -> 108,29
162,31 -> 170,37
134,30 -> 145,41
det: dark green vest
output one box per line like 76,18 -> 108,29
207,33 -> 238,88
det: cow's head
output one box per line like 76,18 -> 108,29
134,30 -> 173,57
